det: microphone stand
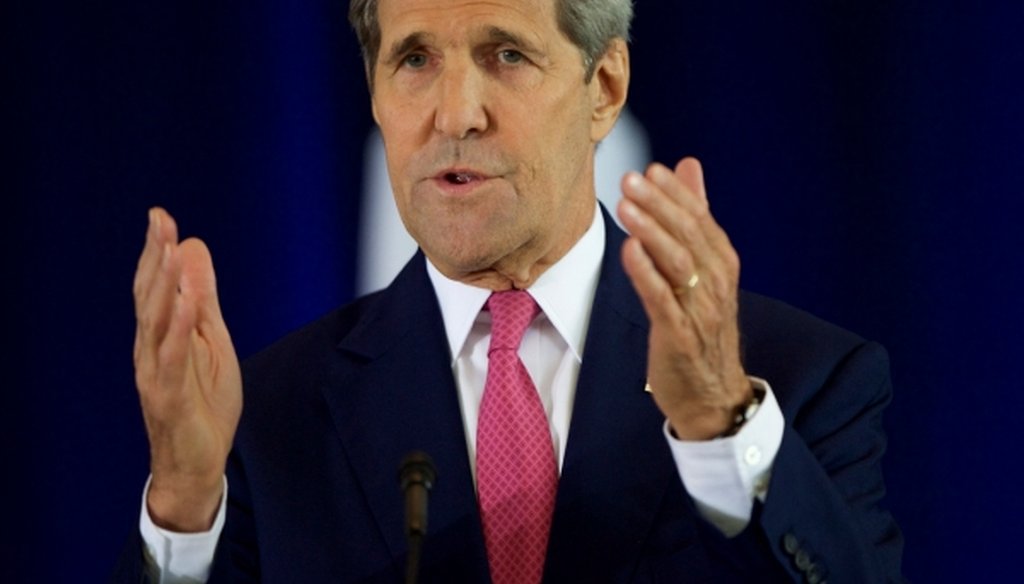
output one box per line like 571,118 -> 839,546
399,451 -> 436,584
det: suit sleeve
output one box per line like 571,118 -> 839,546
109,530 -> 154,584
205,449 -> 261,582
108,458 -> 259,584
758,341 -> 905,584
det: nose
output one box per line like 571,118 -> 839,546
433,60 -> 489,139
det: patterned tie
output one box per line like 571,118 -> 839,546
476,290 -> 557,584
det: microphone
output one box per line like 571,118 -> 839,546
399,451 -> 436,584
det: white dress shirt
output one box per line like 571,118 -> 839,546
139,203 -> 784,583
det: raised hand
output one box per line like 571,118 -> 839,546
133,208 -> 242,531
617,158 -> 753,440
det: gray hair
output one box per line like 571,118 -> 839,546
348,0 -> 633,81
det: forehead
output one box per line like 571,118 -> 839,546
377,0 -> 561,44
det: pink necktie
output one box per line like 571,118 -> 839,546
476,290 -> 557,584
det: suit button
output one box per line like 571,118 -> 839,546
795,550 -> 812,571
782,533 -> 800,555
806,564 -> 823,584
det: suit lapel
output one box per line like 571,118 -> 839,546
317,209 -> 698,582
319,253 -> 490,580
544,209 -> 699,582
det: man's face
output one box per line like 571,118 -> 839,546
371,0 -> 625,289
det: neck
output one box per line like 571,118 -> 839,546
435,200 -> 596,291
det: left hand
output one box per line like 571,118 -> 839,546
616,157 -> 753,440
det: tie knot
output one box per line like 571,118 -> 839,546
486,290 -> 539,352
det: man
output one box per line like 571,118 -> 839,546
114,0 -> 904,582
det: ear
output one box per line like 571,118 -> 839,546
368,64 -> 381,125
589,37 -> 630,142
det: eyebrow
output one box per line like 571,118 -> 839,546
381,26 -> 541,67
486,26 -> 541,55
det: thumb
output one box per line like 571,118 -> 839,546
177,237 -> 224,321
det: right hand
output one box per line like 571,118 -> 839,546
133,207 -> 242,532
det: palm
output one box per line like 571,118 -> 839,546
133,209 -> 242,530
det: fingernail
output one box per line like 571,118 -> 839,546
625,172 -> 646,193
621,200 -> 642,224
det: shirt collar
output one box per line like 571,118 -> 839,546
426,202 -> 606,365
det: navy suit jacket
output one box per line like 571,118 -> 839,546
113,209 -> 904,583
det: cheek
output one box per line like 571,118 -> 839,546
376,97 -> 424,159
514,100 -> 586,172
539,102 -> 593,178
379,123 -> 419,186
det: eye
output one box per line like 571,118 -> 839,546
402,53 -> 429,69
497,49 -> 525,65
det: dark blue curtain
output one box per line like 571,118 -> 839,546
10,1 -> 1023,581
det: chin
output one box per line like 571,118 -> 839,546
441,247 -> 500,273
423,237 -> 504,276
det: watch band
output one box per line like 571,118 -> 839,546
718,383 -> 767,438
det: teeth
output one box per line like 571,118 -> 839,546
446,173 -> 472,184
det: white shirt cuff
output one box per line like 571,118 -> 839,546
138,475 -> 227,584
663,376 -> 784,537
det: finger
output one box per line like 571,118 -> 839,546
645,161 -> 708,217
617,194 -> 701,291
645,160 -> 734,264
619,214 -> 723,342
134,208 -> 181,315
669,159 -> 738,267
618,161 -> 741,295
135,236 -> 185,383
644,164 -> 723,263
620,169 -> 718,290
622,228 -> 738,350
674,157 -> 707,204
134,209 -> 164,309
134,209 -> 193,402
620,236 -> 689,328
178,237 -> 232,345
155,288 -> 199,396
622,167 -> 717,264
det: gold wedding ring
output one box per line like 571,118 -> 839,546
672,273 -> 700,297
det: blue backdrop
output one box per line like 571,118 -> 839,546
9,1 -> 1023,581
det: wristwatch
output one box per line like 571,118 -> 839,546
718,383 -> 767,438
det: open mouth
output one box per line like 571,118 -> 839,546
443,172 -> 478,185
